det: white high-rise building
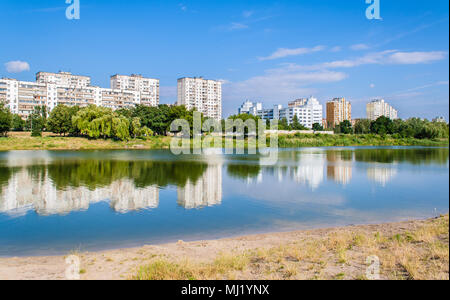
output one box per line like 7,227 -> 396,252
288,97 -> 323,128
240,97 -> 323,129
238,101 -> 263,115
366,99 -> 398,121
36,71 -> 91,88
177,77 -> 222,121
0,71 -> 160,118
110,74 -> 159,106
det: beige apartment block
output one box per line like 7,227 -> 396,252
1,71 -> 160,118
177,77 -> 222,121
36,71 -> 91,88
366,99 -> 398,121
111,74 -> 159,106
326,97 -> 352,128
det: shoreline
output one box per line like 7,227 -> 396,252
0,215 -> 448,280
1,132 -> 448,151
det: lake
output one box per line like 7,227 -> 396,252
0,147 -> 448,257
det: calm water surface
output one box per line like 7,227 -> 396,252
0,147 -> 448,256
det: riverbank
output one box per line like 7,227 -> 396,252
0,132 -> 448,151
0,215 -> 447,280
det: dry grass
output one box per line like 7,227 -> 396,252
0,132 -> 171,151
133,215 -> 449,280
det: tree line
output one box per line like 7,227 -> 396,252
0,102 -> 448,140
0,103 -> 200,140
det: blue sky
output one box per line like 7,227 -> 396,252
0,0 -> 448,119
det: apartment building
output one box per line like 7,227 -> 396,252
238,100 -> 262,115
433,116 -> 446,123
287,97 -> 323,128
326,97 -> 352,128
177,77 -> 222,121
36,71 -> 91,88
244,97 -> 323,129
288,98 -> 308,108
366,99 -> 398,121
110,74 -> 159,104
0,71 -> 160,118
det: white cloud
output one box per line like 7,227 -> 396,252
290,50 -> 447,71
330,46 -> 342,52
243,10 -> 254,18
229,22 -> 248,30
5,61 -> 30,73
386,51 -> 447,64
350,44 -> 370,51
259,46 -> 325,61
218,79 -> 231,85
223,65 -> 347,110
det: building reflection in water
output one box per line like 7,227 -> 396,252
326,151 -> 353,185
367,165 -> 398,187
0,162 -> 225,216
0,168 -> 160,216
177,164 -> 223,209
291,151 -> 325,190
3,146 -> 432,216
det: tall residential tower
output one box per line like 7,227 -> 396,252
366,99 -> 398,121
177,77 -> 222,121
326,98 -> 352,128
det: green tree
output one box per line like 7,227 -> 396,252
291,115 -> 300,130
0,103 -> 12,136
11,114 -> 25,132
370,116 -> 394,135
47,105 -> 73,136
312,123 -> 324,131
354,119 -> 371,134
338,120 -> 353,134
72,105 -> 132,141
290,115 -> 308,130
278,118 -> 289,130
225,113 -> 260,136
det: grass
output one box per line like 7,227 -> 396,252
133,215 -> 449,280
0,132 -> 172,151
276,133 -> 449,148
1,132 -> 448,151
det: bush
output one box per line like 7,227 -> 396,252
0,103 -> 12,136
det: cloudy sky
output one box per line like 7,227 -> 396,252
0,0 -> 448,119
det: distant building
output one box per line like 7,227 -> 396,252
177,77 -> 222,121
36,71 -> 91,88
366,99 -> 398,121
238,101 -> 262,115
286,97 -> 323,128
248,97 -> 323,129
326,97 -> 352,128
433,116 -> 446,123
1,71 -> 160,118
288,98 -> 308,108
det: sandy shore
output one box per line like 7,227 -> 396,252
0,215 -> 448,280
